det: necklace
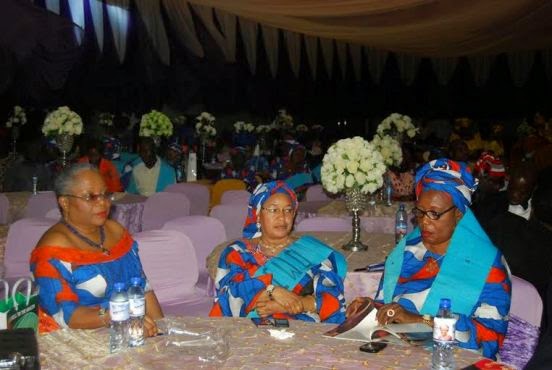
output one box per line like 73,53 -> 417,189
426,253 -> 446,273
61,219 -> 109,255
257,237 -> 291,257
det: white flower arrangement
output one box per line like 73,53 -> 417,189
195,112 -> 217,137
233,121 -> 255,134
256,124 -> 272,134
295,124 -> 309,132
139,110 -> 173,137
6,106 -> 27,128
42,106 -> 83,137
371,134 -> 403,168
273,108 -> 294,128
377,113 -> 418,139
98,112 -> 114,126
321,136 -> 386,194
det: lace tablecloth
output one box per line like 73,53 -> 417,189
38,316 -> 485,369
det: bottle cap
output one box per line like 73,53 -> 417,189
439,298 -> 451,308
130,277 -> 142,286
114,282 -> 126,291
399,203 -> 405,210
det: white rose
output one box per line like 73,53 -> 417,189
346,161 -> 359,174
336,174 -> 345,189
345,174 -> 355,188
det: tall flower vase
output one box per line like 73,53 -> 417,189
55,134 -> 74,168
343,187 -> 369,251
11,126 -> 19,157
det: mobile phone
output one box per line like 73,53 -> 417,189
359,342 -> 387,353
274,318 -> 289,328
251,318 -> 274,327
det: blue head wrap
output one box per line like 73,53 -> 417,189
242,181 -> 298,239
415,158 -> 478,213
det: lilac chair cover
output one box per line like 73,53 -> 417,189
305,185 -> 331,201
165,183 -> 210,216
45,208 -> 61,220
5,217 -> 57,279
295,217 -> 352,232
360,217 -> 397,234
0,193 -> 8,224
141,192 -> 191,231
499,275 -> 542,369
209,204 -> 248,241
23,191 -> 58,218
162,216 -> 227,292
220,190 -> 251,205
133,229 -> 213,317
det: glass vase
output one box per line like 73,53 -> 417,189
342,187 -> 368,251
55,133 -> 74,168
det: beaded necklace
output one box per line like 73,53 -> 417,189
61,219 -> 109,255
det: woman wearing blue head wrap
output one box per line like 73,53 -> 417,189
348,158 -> 511,360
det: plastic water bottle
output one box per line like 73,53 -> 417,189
128,277 -> 146,347
431,298 -> 456,370
109,282 -> 130,353
385,177 -> 393,206
395,203 -> 408,245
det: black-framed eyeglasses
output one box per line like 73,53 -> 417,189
261,207 -> 295,216
62,192 -> 114,203
412,205 -> 455,220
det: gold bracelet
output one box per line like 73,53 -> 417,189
98,308 -> 109,327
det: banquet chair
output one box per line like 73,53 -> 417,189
165,183 -> 210,216
162,216 -> 227,293
23,191 -> 58,218
295,216 -> 351,232
134,229 -> 214,316
141,192 -> 191,231
305,184 -> 331,202
4,217 -> 57,279
209,203 -> 248,241
220,190 -> 250,204
45,208 -> 61,220
0,193 -> 8,224
360,217 -> 396,234
499,275 -> 543,369
210,179 -> 246,208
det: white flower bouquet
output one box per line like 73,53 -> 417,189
377,113 -> 418,139
321,136 -> 386,194
371,134 -> 403,168
139,110 -> 173,137
195,112 -> 217,138
98,112 -> 114,126
296,124 -> 309,132
273,109 -> 294,128
233,121 -> 255,133
256,124 -> 272,134
6,106 -> 27,128
42,106 -> 83,137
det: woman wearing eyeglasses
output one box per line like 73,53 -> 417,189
348,158 -> 511,360
30,164 -> 163,334
210,181 -> 347,324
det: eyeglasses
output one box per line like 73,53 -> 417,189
261,207 -> 295,216
412,205 -> 455,220
63,192 -> 114,203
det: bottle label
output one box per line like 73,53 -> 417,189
129,297 -> 145,317
110,301 -> 130,321
433,317 -> 456,343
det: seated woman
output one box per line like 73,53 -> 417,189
30,164 -> 163,334
210,181 -> 347,324
349,158 -> 511,359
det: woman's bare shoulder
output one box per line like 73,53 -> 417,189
35,223 -> 73,249
104,219 -> 125,237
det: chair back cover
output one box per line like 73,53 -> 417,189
295,216 -> 351,232
220,190 -> 250,205
5,217 -> 57,278
45,208 -> 61,220
0,193 -> 8,224
165,183 -> 210,216
211,179 -> 246,207
141,192 -> 191,231
360,217 -> 397,234
305,184 -> 331,202
23,191 -> 58,218
209,203 -> 248,240
499,275 -> 543,369
133,229 -> 199,304
162,216 -> 227,276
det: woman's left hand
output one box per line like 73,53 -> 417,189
376,303 -> 422,325
255,300 -> 286,317
143,314 -> 159,337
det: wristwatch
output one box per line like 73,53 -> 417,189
422,314 -> 433,327
266,284 -> 275,300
